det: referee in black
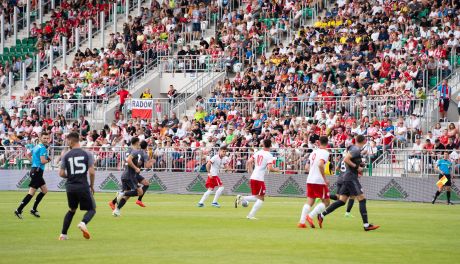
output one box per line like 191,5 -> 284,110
58,132 -> 96,240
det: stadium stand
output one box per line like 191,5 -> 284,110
0,0 -> 459,177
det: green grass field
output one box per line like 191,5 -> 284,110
1,192 -> 459,264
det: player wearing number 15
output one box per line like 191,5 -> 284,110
235,139 -> 280,220
298,136 -> 331,229
58,132 -> 96,240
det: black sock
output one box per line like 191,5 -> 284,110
330,194 -> 338,200
32,192 -> 46,211
82,210 -> 96,224
112,197 -> 118,205
138,185 -> 149,201
124,190 -> 138,197
359,199 -> 368,225
61,211 -> 75,235
346,199 -> 355,213
433,190 -> 441,202
117,198 -> 127,209
322,200 -> 345,216
447,191 -> 451,203
17,194 -> 33,213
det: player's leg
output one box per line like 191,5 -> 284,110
136,176 -> 149,207
298,197 -> 315,228
356,193 -> 379,231
60,192 -> 78,240
247,194 -> 264,219
31,184 -> 48,217
245,180 -> 265,219
78,191 -> 97,239
212,177 -> 224,207
432,176 -> 444,204
345,198 -> 355,217
309,198 -> 330,223
200,175 -> 216,207
446,185 -> 452,205
15,187 -> 37,218
109,194 -> 118,210
198,188 -> 214,207
318,193 -> 348,225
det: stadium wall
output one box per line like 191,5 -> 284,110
1,170 -> 458,203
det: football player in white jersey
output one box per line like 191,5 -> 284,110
235,139 -> 280,220
197,146 -> 231,208
298,136 -> 331,228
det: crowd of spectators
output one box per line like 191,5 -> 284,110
1,0 -> 460,175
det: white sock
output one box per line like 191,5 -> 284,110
299,204 -> 311,224
212,187 -> 224,203
243,195 -> 258,203
199,190 -> 213,204
248,199 -> 263,218
308,202 -> 326,219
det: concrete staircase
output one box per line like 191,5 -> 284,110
11,1 -> 149,96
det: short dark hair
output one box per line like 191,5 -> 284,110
319,136 -> 328,146
140,140 -> 148,150
220,145 -> 228,151
131,137 -> 140,146
66,132 -> 80,143
263,139 -> 272,148
356,135 -> 366,143
40,132 -> 49,137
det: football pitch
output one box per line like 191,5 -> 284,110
0,192 -> 459,264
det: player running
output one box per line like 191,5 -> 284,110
58,132 -> 96,240
112,137 -> 149,217
108,140 -> 153,210
329,148 -> 355,217
432,151 -> 454,205
318,135 -> 380,231
197,146 -> 231,208
298,136 -> 331,228
235,139 -> 280,220
14,132 -> 51,219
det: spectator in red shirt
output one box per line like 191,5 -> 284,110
116,87 -> 130,111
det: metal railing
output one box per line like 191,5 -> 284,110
157,54 -> 227,76
2,146 -> 456,178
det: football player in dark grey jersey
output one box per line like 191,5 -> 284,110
112,138 -> 152,217
58,132 -> 96,240
318,135 -> 380,231
108,140 -> 153,210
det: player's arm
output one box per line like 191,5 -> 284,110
126,154 -> 141,173
59,168 -> 67,178
318,159 -> 328,184
88,164 -> 95,194
343,152 -> 357,169
435,161 -> 443,175
40,147 -> 50,164
59,153 -> 67,178
206,160 -> 212,175
267,162 -> 280,173
87,151 -> 96,194
143,153 -> 154,169
246,156 -> 254,174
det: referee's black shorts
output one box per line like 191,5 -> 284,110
67,189 -> 96,211
439,174 -> 452,187
29,167 -> 45,189
338,179 -> 363,197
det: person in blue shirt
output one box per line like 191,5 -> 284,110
15,132 -> 51,219
432,152 -> 454,205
